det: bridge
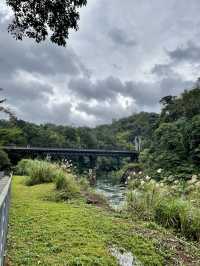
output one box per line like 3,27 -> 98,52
3,146 -> 138,166
3,146 -> 138,159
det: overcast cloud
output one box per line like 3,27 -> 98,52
0,0 -> 200,126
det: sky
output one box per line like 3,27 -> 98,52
0,0 -> 200,127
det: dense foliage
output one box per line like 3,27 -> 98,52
140,83 -> 200,176
0,149 -> 10,171
0,81 -> 200,176
0,112 -> 158,150
0,111 -> 158,173
7,0 -> 87,46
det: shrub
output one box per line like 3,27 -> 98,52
15,159 -> 34,175
55,171 -> 80,200
154,199 -> 188,229
127,180 -> 171,220
127,177 -> 200,241
0,150 -> 11,171
24,160 -> 58,186
127,190 -> 153,220
78,177 -> 90,191
155,198 -> 200,241
180,207 -> 200,241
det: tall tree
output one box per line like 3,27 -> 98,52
6,0 -> 87,46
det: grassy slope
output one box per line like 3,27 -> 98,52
7,177 -> 200,266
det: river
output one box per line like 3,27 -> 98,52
95,176 -> 126,208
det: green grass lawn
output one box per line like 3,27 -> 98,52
7,176 -> 200,266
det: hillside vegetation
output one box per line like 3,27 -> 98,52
1,81 -> 200,177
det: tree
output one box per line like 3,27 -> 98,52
0,127 -> 25,146
7,0 -> 87,46
189,115 -> 200,164
148,122 -> 186,171
159,95 -> 176,106
0,150 -> 10,171
0,88 -> 15,119
78,127 -> 97,149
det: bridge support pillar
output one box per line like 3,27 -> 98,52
116,157 -> 121,169
89,155 -> 97,169
130,155 -> 138,163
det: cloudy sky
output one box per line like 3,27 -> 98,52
0,0 -> 200,126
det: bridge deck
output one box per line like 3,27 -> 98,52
3,146 -> 138,157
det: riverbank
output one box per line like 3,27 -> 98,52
7,176 -> 200,265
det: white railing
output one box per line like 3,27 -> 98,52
0,176 -> 11,266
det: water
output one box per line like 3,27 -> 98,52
95,177 -> 143,265
95,177 -> 126,208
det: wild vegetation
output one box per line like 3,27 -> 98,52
1,81 -> 200,265
0,149 -> 10,171
15,159 -> 107,206
127,174 -> 200,241
139,84 -> 200,178
7,173 -> 200,265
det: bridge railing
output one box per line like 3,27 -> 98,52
0,175 -> 12,266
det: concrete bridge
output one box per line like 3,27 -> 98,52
3,146 -> 138,166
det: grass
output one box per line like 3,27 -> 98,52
127,178 -> 200,242
15,159 -> 108,205
7,176 -> 165,266
7,176 -> 200,266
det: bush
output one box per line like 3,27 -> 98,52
0,150 -> 11,171
180,207 -> 200,241
55,171 -> 80,200
127,190 -> 153,220
127,181 -> 166,220
127,178 -> 200,241
155,198 -> 200,241
154,199 -> 188,229
19,159 -> 58,186
15,159 -> 34,175
78,177 -> 90,191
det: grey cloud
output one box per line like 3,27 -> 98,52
76,101 -> 137,125
108,28 -> 137,47
69,73 -> 195,110
112,64 -> 122,70
168,41 -> 200,63
159,77 -> 193,96
1,0 -> 200,127
1,79 -> 53,105
69,76 -> 123,101
20,102 -> 72,125
0,40 -> 85,77
69,76 -> 161,107
0,14 -> 89,78
151,64 -> 175,77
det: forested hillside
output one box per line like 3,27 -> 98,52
0,83 -> 200,176
141,85 -> 200,176
0,112 -> 158,150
